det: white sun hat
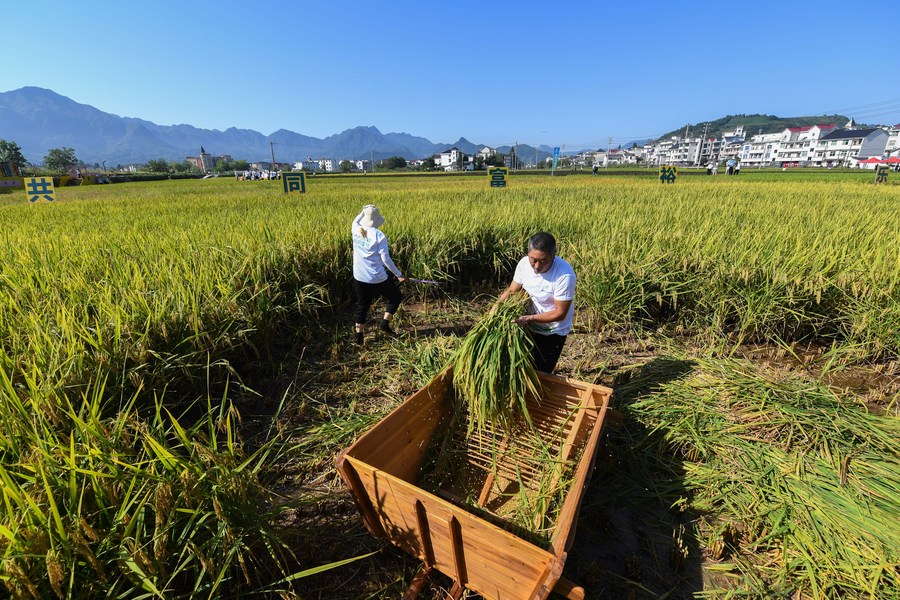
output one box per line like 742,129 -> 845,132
359,204 -> 385,228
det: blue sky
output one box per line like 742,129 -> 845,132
4,1 -> 899,148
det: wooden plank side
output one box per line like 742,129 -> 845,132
347,369 -> 452,481
428,510 -> 555,600
346,457 -> 557,600
550,387 -> 611,555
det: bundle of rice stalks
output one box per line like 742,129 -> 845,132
621,356 -> 900,597
450,296 -> 542,435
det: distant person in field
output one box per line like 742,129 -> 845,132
352,204 -> 406,345
497,232 -> 576,373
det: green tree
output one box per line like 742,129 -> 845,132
340,160 -> 353,173
484,154 -> 505,167
0,140 -> 28,169
43,147 -> 78,173
146,159 -> 169,173
422,157 -> 436,171
475,155 -> 484,170
383,156 -> 407,170
172,161 -> 198,174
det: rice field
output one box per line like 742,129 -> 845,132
0,172 -> 898,598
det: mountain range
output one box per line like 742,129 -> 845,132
0,87 -> 559,166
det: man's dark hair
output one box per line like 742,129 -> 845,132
527,232 -> 556,256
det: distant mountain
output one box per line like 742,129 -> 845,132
0,87 -> 498,165
497,144 -> 554,166
656,114 -> 852,141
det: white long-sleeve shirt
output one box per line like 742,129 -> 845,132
352,213 -> 403,283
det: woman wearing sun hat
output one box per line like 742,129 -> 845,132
352,204 -> 407,344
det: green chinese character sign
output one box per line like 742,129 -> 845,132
659,165 -> 678,184
25,177 -> 56,203
875,165 -> 889,185
488,166 -> 508,188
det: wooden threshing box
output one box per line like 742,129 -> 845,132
337,367 -> 612,599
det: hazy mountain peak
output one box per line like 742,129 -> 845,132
0,87 -> 527,164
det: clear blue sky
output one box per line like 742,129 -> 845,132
4,1 -> 899,149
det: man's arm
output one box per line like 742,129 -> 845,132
515,299 -> 572,326
498,281 -> 523,303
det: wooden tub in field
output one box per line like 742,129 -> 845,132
336,367 -> 612,600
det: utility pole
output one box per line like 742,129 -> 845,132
269,141 -> 277,171
698,123 -> 709,166
607,136 -> 612,168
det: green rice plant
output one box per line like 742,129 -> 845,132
0,363 -> 365,598
449,296 -> 541,434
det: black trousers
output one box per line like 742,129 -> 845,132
531,333 -> 567,373
354,277 -> 403,324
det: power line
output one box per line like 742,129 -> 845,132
824,98 -> 900,113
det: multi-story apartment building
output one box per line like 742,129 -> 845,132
811,128 -> 889,167
884,125 -> 900,155
740,133 -> 782,167
774,124 -> 838,166
718,126 -> 746,163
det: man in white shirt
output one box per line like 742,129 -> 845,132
352,205 -> 406,344
498,232 -> 576,373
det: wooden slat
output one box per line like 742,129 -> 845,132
546,387 -> 594,492
450,515 -> 467,587
335,451 -> 386,538
529,556 -> 564,600
477,436 -> 508,505
552,576 -> 586,600
402,566 -> 432,600
415,500 -> 434,567
447,580 -> 465,600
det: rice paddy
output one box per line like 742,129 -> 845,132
0,171 -> 898,598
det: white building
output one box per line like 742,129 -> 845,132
718,126 -> 746,163
740,132 -> 782,167
317,158 -> 340,172
476,146 -> 496,160
775,124 -> 839,166
812,128 -> 889,167
884,124 -> 900,155
437,147 -> 464,170
294,158 -> 320,172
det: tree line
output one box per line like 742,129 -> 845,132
1,138 -> 514,176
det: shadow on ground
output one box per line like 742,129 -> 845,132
565,357 -> 702,599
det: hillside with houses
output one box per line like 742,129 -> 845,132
583,119 -> 900,170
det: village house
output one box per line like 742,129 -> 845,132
811,127 -> 889,168
774,124 -> 839,167
436,147 -> 464,171
186,147 -> 231,173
